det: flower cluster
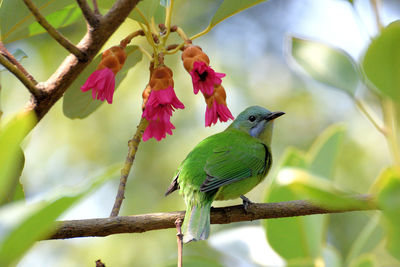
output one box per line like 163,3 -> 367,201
181,45 -> 234,126
142,66 -> 184,141
81,41 -> 234,141
81,46 -> 127,104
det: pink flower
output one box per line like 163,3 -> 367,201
189,61 -> 225,95
205,99 -> 234,127
142,86 -> 185,141
143,116 -> 176,141
81,68 -> 115,104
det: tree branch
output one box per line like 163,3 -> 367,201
0,41 -> 37,84
0,54 -> 41,98
49,196 -> 377,240
76,0 -> 100,27
23,0 -> 86,60
25,0 -> 141,122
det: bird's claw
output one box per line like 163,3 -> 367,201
240,195 -> 254,214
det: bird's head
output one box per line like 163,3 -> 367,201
229,106 -> 285,145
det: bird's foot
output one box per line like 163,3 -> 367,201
240,195 -> 255,214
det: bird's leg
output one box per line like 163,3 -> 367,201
240,195 -> 255,214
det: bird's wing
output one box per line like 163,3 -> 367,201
200,142 -> 270,192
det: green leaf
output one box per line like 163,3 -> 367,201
264,183 -> 325,260
0,48 -> 27,72
264,150 -> 324,261
2,148 -> 25,205
375,167 -> 400,260
209,0 -> 266,28
308,125 -> 345,179
289,36 -> 360,96
277,168 -> 373,210
362,20 -> 400,102
0,1 -> 78,43
0,164 -> 120,266
264,125 -> 346,261
63,45 -> 143,119
349,254 -> 376,267
0,112 -> 35,204
345,214 -> 383,265
129,0 -> 164,24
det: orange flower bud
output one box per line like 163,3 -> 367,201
181,45 -> 210,72
97,46 -> 127,74
149,66 -> 174,91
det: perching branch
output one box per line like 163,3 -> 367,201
22,0 -> 86,60
49,195 -> 377,240
25,0 -> 141,122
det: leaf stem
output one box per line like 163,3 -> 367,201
23,0 -> 87,60
138,46 -> 153,61
110,117 -> 149,217
354,98 -> 386,135
382,98 -> 400,166
162,0 -> 174,44
190,25 -> 212,41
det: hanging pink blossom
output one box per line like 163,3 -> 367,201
189,61 -> 225,96
142,86 -> 184,141
81,68 -> 115,104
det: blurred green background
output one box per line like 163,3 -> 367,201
2,0 -> 400,266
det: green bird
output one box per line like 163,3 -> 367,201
165,106 -> 284,243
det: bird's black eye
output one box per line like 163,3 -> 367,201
248,115 -> 256,122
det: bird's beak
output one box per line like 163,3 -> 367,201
264,111 -> 285,121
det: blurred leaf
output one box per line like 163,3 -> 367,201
265,184 -> 323,260
345,214 -> 384,264
349,254 -> 376,267
130,0 -> 164,24
0,48 -> 27,72
323,245 -> 342,267
63,45 -> 142,119
289,36 -> 360,96
209,0 -> 266,29
375,167 -> 400,260
264,150 -> 324,260
0,112 -> 35,204
362,21 -> 400,102
308,125 -> 345,179
0,1 -> 79,43
276,168 -> 373,210
0,164 -> 120,266
264,125 -> 347,261
2,148 -> 25,205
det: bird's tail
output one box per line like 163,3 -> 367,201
182,202 -> 212,243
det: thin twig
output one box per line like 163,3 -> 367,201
110,118 -> 149,217
175,218 -> 183,267
23,0 -> 86,60
49,195 -> 377,240
0,42 -> 37,84
0,54 -> 41,98
76,0 -> 100,27
120,30 -> 145,48
92,0 -> 100,15
370,0 -> 384,31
